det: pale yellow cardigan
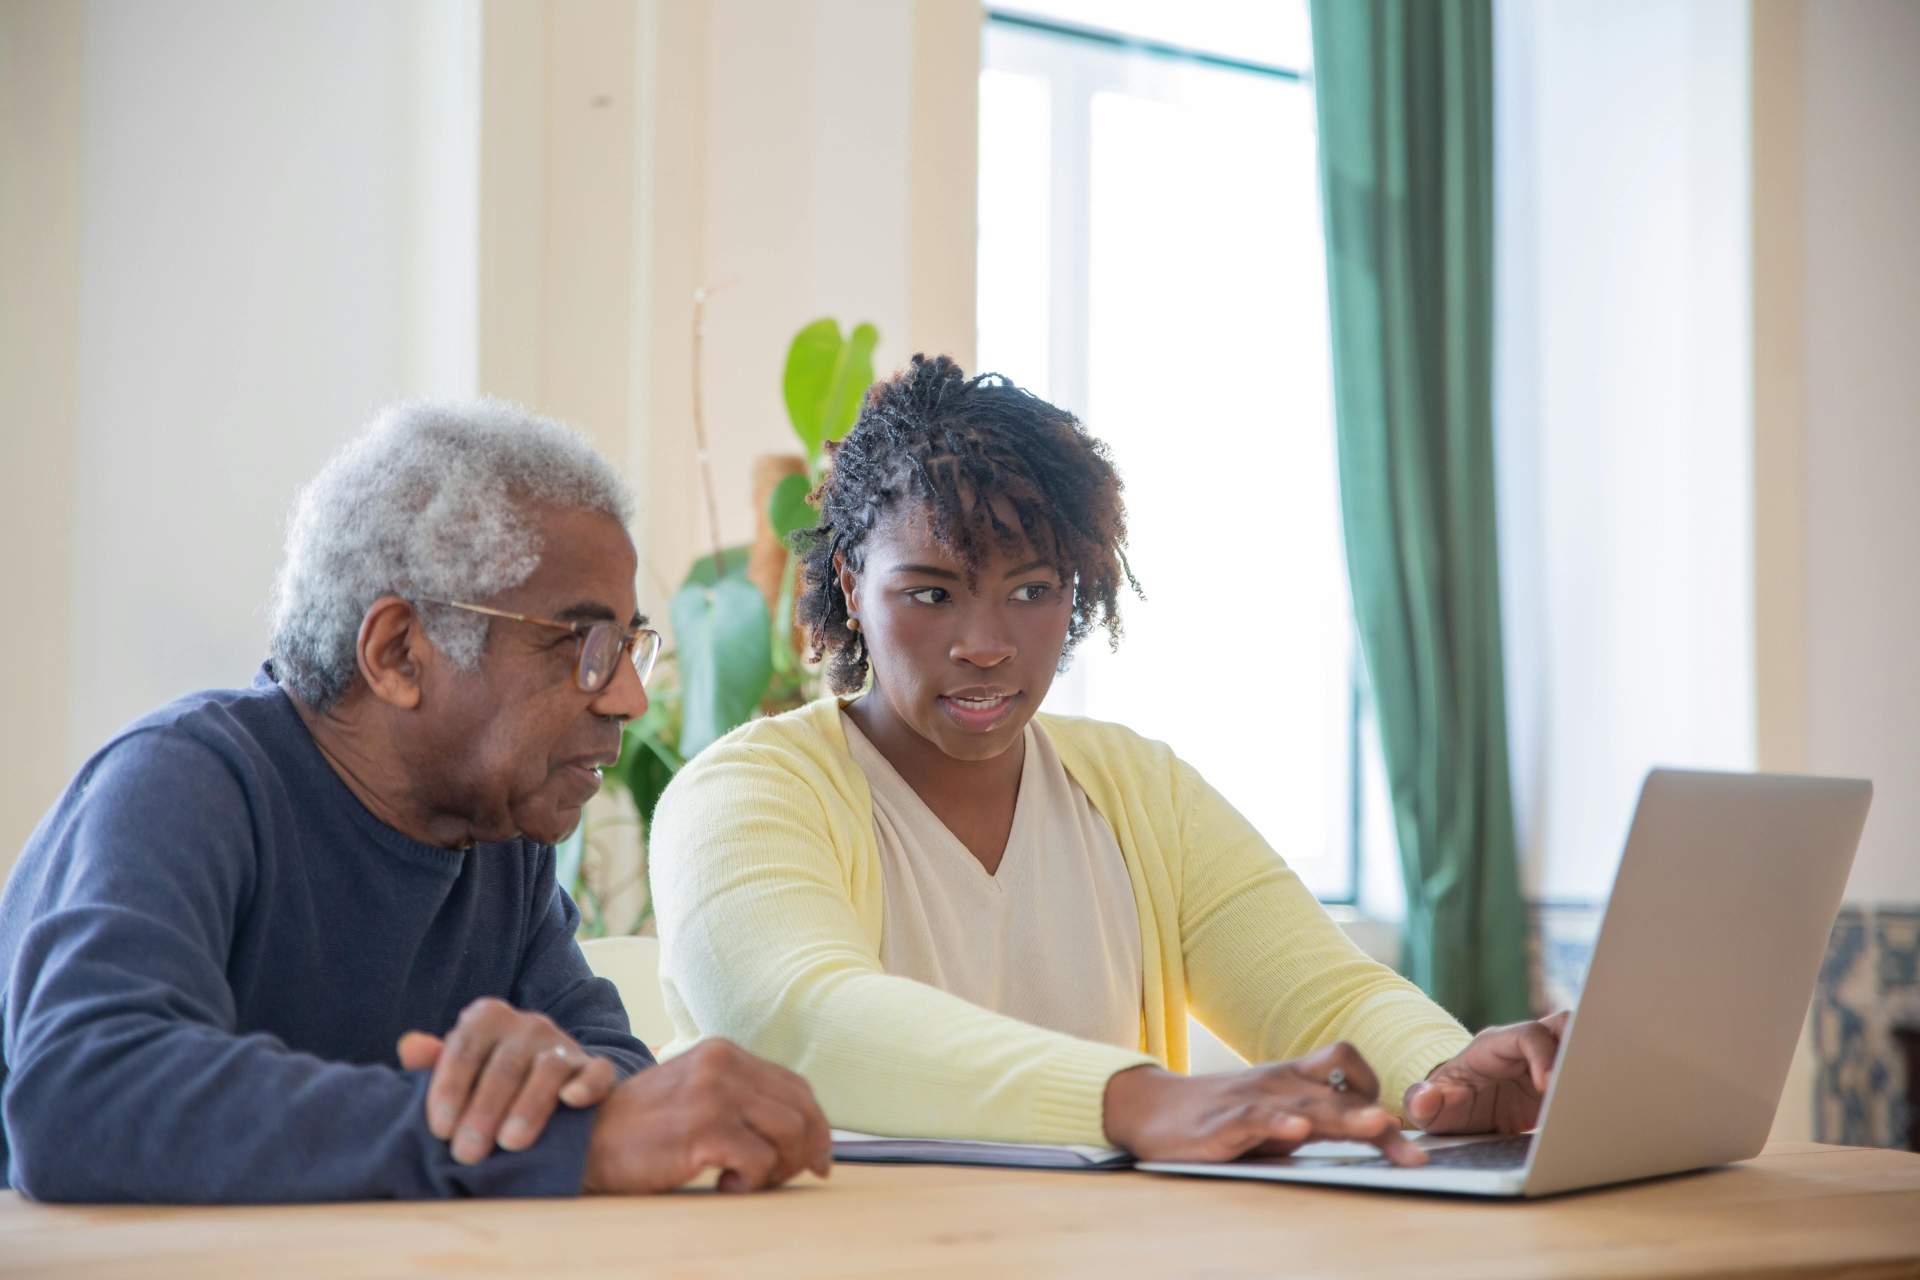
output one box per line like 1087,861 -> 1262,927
649,697 -> 1471,1147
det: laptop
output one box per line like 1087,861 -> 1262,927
1139,768 -> 1872,1198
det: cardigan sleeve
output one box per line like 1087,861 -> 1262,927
648,732 -> 1154,1148
1169,753 -> 1473,1116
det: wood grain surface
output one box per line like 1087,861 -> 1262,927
1,1142 -> 1916,1278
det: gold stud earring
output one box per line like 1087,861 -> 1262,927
847,617 -> 861,633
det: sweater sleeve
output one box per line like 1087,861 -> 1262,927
511,857 -> 656,1075
649,736 -> 1154,1148
2,733 -> 593,1203
1170,752 -> 1472,1116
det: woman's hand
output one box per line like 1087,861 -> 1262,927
1403,1010 -> 1572,1135
1102,1042 -> 1427,1166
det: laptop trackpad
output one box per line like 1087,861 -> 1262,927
1253,1132 -> 1531,1168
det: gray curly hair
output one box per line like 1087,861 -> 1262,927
269,398 -> 635,711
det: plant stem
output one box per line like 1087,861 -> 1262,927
690,286 -> 728,583
771,550 -> 798,677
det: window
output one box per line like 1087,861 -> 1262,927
978,3 -> 1400,911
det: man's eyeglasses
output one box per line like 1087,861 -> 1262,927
418,599 -> 662,695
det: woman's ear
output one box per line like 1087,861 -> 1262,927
355,595 -> 427,710
835,552 -> 860,625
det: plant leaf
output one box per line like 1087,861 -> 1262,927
782,318 -> 880,460
554,823 -> 587,898
783,319 -> 842,459
824,322 -> 880,446
767,472 -> 816,542
682,544 -> 750,589
577,881 -> 607,940
623,708 -> 685,771
671,575 -> 773,759
617,713 -> 683,828
626,746 -> 678,830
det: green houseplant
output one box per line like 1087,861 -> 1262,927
558,315 -> 879,936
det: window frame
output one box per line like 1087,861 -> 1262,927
979,8 -> 1384,909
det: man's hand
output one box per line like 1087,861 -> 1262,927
397,997 -> 618,1164
1103,1041 -> 1428,1167
581,1038 -> 832,1194
1403,1010 -> 1572,1135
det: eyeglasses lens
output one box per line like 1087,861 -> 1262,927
576,626 -> 662,694
576,624 -> 620,693
633,630 -> 660,686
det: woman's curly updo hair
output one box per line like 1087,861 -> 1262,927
795,353 -> 1139,694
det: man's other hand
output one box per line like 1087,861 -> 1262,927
580,1038 -> 833,1194
398,997 -> 617,1164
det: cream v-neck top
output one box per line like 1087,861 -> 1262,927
839,713 -> 1144,1050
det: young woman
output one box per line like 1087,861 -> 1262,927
650,356 -> 1568,1165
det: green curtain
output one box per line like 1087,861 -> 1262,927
1309,0 -> 1529,1028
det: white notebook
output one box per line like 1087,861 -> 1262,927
830,1129 -> 1132,1170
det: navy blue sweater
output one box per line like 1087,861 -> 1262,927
0,668 -> 653,1202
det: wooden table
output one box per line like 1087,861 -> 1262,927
1,1143 -> 1916,1278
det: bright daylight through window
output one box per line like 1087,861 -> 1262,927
977,1 -> 1399,910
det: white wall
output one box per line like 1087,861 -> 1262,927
62,0 -> 483,762
476,0 -> 637,474
1800,0 -> 1920,907
0,0 -> 981,874
1495,0 -> 1757,902
0,2 -> 84,873
1496,0 -> 1920,1144
636,0 -> 980,594
0,1 -> 482,871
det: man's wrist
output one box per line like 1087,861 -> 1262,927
579,1102 -> 619,1194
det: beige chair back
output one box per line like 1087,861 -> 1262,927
579,935 -> 674,1051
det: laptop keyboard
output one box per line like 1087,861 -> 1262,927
1353,1134 -> 1535,1171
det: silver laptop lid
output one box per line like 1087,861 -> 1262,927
1522,769 -> 1871,1197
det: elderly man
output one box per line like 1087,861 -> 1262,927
0,401 -> 829,1201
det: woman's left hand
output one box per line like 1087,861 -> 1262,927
1403,1010 -> 1572,1135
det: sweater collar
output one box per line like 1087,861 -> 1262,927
784,693 -> 1122,829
